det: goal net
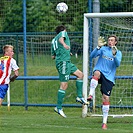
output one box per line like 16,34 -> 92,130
82,12 -> 133,117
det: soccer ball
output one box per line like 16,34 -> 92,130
56,2 -> 68,13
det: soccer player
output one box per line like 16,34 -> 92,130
51,25 -> 88,118
0,45 -> 19,106
87,35 -> 122,129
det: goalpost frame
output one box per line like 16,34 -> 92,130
82,12 -> 133,117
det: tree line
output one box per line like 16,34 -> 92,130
0,0 -> 132,32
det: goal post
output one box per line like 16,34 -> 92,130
82,12 -> 133,117
7,85 -> 10,111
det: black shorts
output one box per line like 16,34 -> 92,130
98,73 -> 114,96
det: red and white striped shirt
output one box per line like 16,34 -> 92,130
0,56 -> 19,85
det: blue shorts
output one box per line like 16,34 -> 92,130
98,73 -> 114,96
0,84 -> 8,99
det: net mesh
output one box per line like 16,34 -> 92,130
87,16 -> 133,115
0,0 -> 132,114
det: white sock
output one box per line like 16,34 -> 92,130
102,104 -> 109,124
89,78 -> 98,96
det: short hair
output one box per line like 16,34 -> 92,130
108,35 -> 118,45
55,25 -> 66,34
3,45 -> 13,54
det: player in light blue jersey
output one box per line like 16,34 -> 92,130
87,35 -> 122,129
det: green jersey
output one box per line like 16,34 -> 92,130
51,31 -> 71,63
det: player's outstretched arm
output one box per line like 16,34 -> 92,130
97,36 -> 107,49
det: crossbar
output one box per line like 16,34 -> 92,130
84,12 -> 133,18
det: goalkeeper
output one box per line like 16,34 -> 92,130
87,35 -> 122,129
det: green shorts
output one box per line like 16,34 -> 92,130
56,61 -> 78,82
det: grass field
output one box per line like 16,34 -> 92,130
0,106 -> 133,133
0,53 -> 132,133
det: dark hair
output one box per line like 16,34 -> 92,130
55,25 -> 66,34
108,35 -> 118,45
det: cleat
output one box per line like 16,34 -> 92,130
76,97 -> 89,105
87,95 -> 93,101
102,123 -> 107,130
54,107 -> 67,118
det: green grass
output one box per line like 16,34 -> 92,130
1,53 -> 132,132
0,106 -> 133,133
4,54 -> 132,115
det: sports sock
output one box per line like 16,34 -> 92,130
89,76 -> 98,96
57,89 -> 65,109
76,79 -> 83,98
102,102 -> 110,124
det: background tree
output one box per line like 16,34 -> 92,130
1,0 -> 132,32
